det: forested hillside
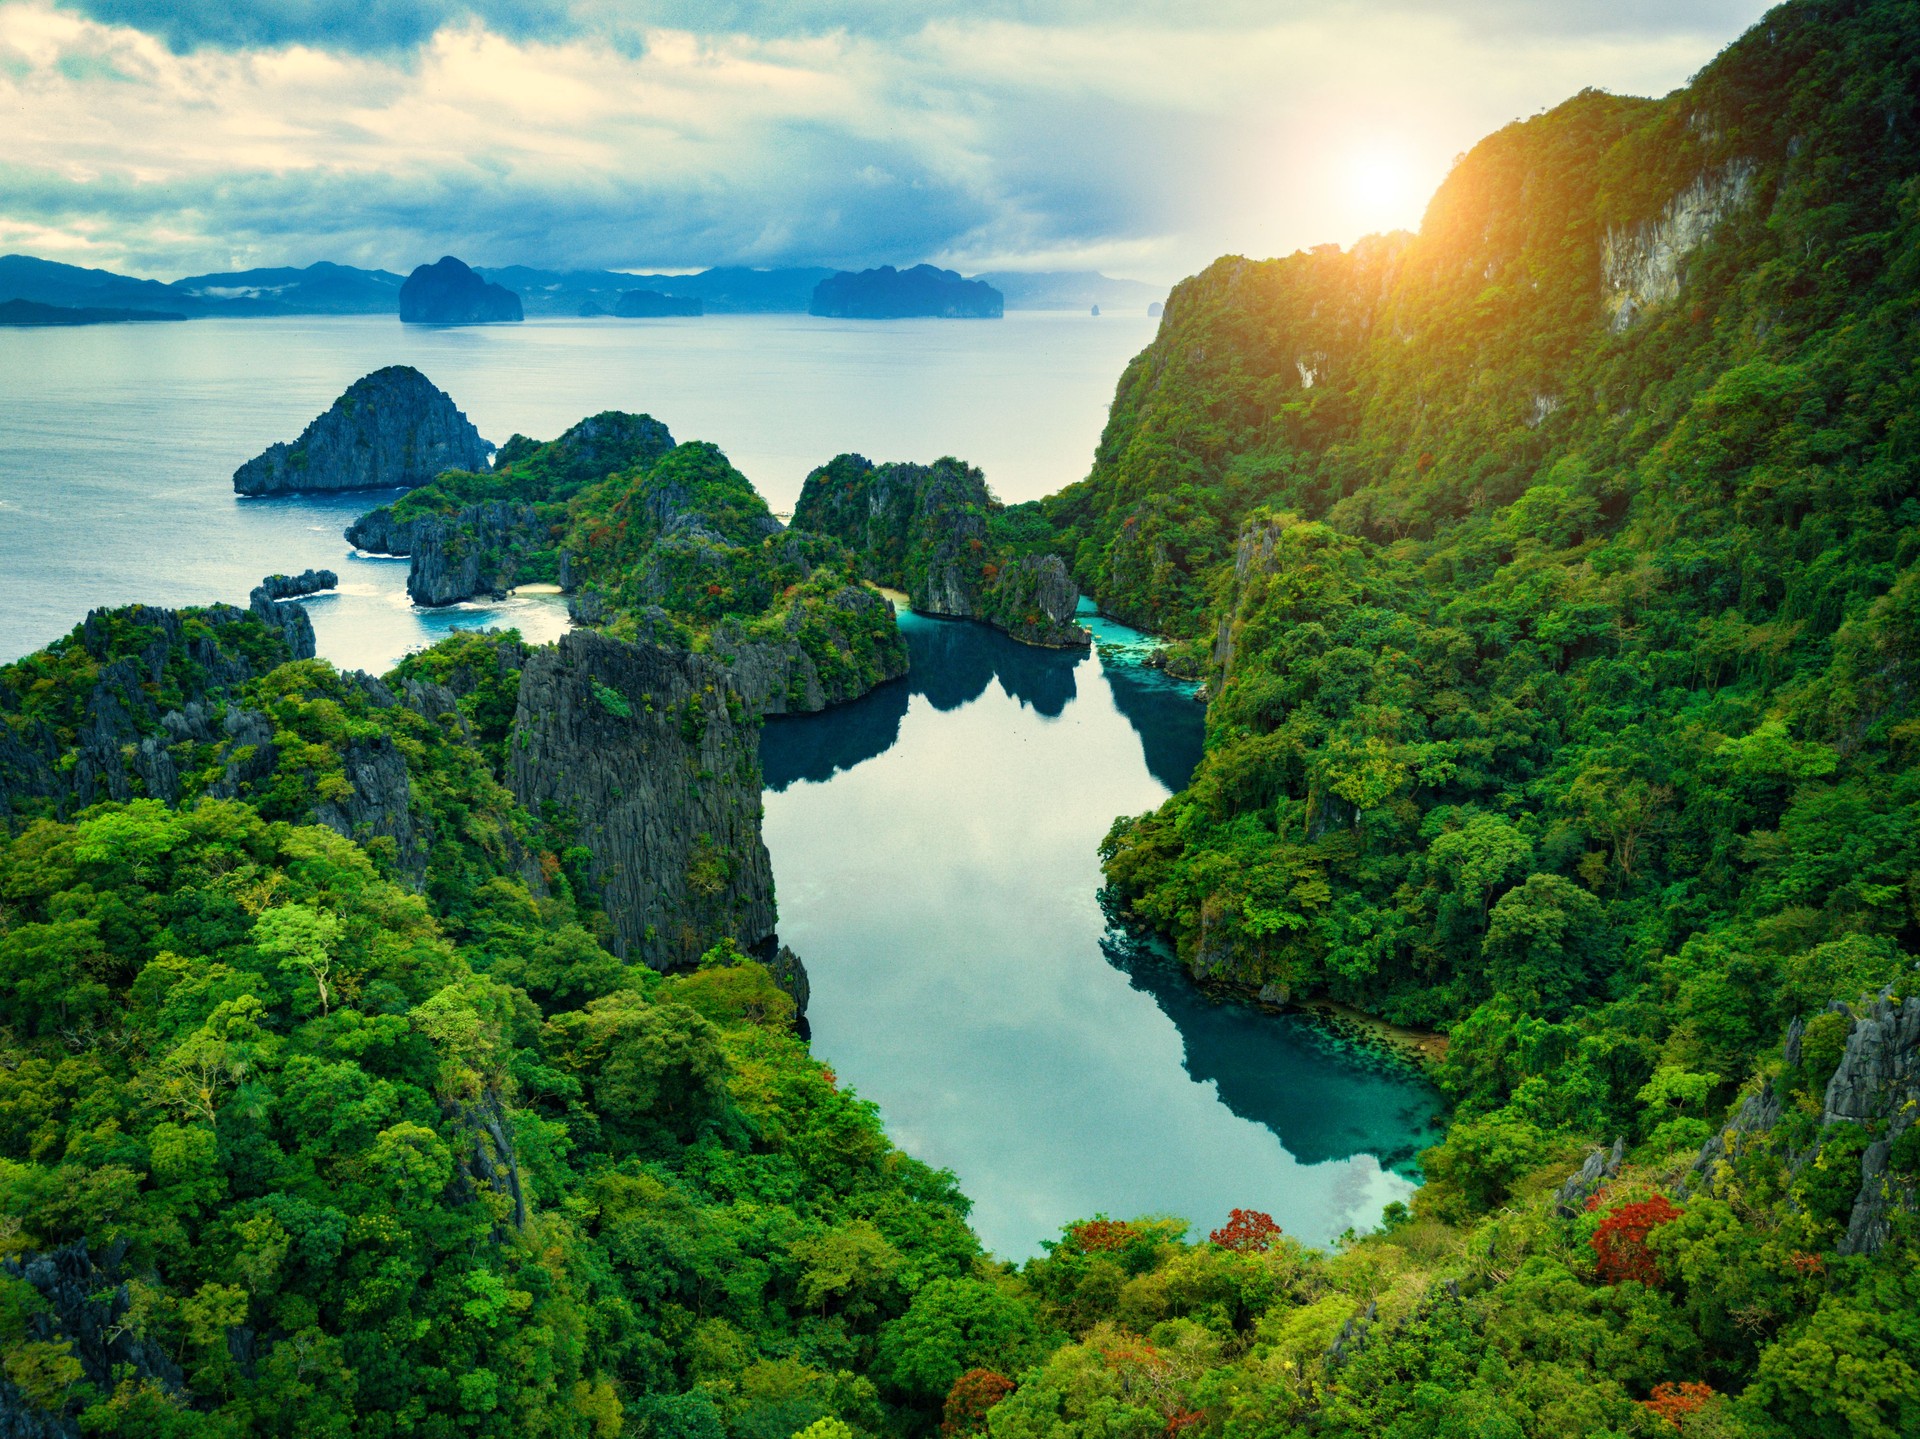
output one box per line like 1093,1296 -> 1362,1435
4,0 -> 1920,1435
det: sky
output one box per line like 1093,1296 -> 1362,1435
0,0 -> 1774,283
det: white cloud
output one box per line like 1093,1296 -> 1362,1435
0,0 -> 1771,280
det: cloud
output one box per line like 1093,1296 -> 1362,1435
1,0 -> 1773,281
47,0 -> 1774,54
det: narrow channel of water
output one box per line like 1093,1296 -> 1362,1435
761,607 -> 1446,1259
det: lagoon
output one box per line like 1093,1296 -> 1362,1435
762,608 -> 1445,1258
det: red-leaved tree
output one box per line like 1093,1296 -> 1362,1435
942,1369 -> 1015,1436
1209,1209 -> 1281,1253
1591,1196 -> 1682,1285
1642,1381 -> 1715,1429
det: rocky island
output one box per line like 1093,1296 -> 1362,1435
808,264 -> 1003,318
792,453 -> 1088,647
232,365 -> 494,495
398,254 -> 523,323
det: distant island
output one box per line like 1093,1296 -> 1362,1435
809,265 -> 1003,319
0,252 -> 1164,320
399,256 -> 523,324
612,288 -> 702,318
0,298 -> 185,326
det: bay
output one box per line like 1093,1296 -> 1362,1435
762,608 -> 1445,1259
0,310 -> 1153,668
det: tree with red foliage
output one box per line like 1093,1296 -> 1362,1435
1591,1196 -> 1682,1285
942,1369 -> 1015,1436
1209,1209 -> 1282,1253
1164,1411 -> 1204,1435
1642,1381 -> 1715,1428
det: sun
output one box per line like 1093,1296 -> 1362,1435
1343,144 -> 1426,233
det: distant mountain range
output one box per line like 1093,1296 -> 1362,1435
0,253 -> 1168,320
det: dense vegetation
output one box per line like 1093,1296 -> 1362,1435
1043,0 -> 1920,1431
354,417 -> 906,711
792,456 -> 1086,648
5,1 -> 1920,1435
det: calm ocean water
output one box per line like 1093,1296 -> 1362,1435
0,311 -> 1154,668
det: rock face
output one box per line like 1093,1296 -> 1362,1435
809,265 -> 1003,319
1602,160 -> 1757,331
1687,991 -> 1920,1256
0,601 -> 302,820
399,256 -> 523,324
408,502 -> 549,606
232,366 -> 493,495
346,506 -> 417,555
508,630 -> 777,970
791,453 -> 1088,648
614,289 -> 701,317
706,583 -> 910,715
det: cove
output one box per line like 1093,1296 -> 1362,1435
761,607 -> 1446,1259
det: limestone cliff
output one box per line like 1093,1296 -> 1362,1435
1688,990 -> 1920,1257
233,366 -> 493,495
0,601 -> 299,820
508,630 -> 777,969
407,502 -> 550,606
791,453 -> 1088,648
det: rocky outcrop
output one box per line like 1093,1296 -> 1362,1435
810,265 -> 1003,319
346,505 -> 417,555
983,554 -> 1086,648
1553,1138 -> 1625,1217
791,454 -> 1089,648
249,582 -> 319,660
399,256 -> 523,324
1687,992 -> 1920,1256
706,583 -> 910,715
408,503 -> 549,606
1,1240 -> 184,1434
1602,160 -> 1757,332
233,366 -> 493,495
0,602 -> 297,820
1821,992 -> 1920,1255
258,568 -> 337,600
507,630 -> 776,970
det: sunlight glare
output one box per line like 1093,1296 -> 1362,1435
1344,143 -> 1424,233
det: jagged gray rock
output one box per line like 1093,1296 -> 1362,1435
258,568 -> 338,600
791,454 -> 1089,648
508,630 -> 776,970
1823,992 -> 1920,1255
408,502 -> 548,606
346,505 -> 417,555
1553,1137 -> 1625,1216
249,584 -> 318,660
0,603 -> 293,820
232,365 -> 492,495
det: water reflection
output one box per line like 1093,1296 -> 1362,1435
1101,923 -> 1444,1176
761,606 -> 1442,1256
764,611 -> 1084,791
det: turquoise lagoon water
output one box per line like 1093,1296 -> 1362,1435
762,609 -> 1444,1258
